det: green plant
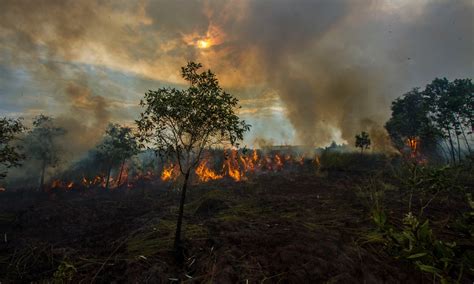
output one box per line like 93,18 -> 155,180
394,162 -> 461,216
53,261 -> 77,283
368,212 -> 470,283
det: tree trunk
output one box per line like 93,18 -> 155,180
446,128 -> 456,164
455,131 -> 462,162
459,123 -> 472,155
39,160 -> 46,192
174,169 -> 191,263
117,159 -> 125,187
105,165 -> 112,190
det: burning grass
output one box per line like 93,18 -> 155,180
0,154 -> 472,282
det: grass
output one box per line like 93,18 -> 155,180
126,219 -> 208,257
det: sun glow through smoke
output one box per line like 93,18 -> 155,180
197,39 -> 210,49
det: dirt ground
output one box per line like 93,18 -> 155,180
0,171 -> 470,283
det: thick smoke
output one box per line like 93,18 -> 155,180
1,0 -> 472,151
204,0 -> 473,147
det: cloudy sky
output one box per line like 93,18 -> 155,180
0,0 -> 472,150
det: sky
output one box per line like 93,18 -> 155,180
0,0 -> 473,151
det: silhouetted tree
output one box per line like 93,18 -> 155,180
386,78 -> 473,164
136,62 -> 250,260
23,115 -> 66,191
423,78 -> 473,163
95,123 -> 139,189
0,117 -> 25,179
355,131 -> 371,153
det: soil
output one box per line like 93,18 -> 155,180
0,171 -> 470,283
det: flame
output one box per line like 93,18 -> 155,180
161,163 -> 178,182
51,180 -> 61,188
195,159 -> 222,182
314,155 -> 321,168
0,187 -> 5,192
222,149 -> 244,181
274,154 -> 283,170
67,181 -> 74,189
114,164 -> 129,188
407,137 -> 419,154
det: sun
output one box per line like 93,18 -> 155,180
197,39 -> 210,49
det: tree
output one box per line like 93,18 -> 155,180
355,131 -> 371,153
385,88 -> 440,159
0,117 -> 26,179
136,62 -> 250,259
23,115 -> 66,191
95,123 -> 139,189
385,78 -> 473,164
423,78 -> 473,163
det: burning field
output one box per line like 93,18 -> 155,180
0,147 -> 473,283
1,1 -> 473,282
43,149 -> 311,192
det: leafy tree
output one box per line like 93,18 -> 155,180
0,117 -> 26,179
423,78 -> 473,163
95,123 -> 139,189
385,78 -> 473,164
355,131 -> 371,153
136,62 -> 250,258
23,115 -> 66,191
385,88 -> 441,159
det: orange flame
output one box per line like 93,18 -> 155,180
223,149 -> 244,181
195,159 -> 222,182
67,181 -> 74,189
161,163 -> 178,182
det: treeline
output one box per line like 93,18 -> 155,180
385,78 -> 472,164
0,115 -> 139,190
0,77 -> 472,186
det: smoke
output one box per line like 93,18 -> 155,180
55,83 -> 110,161
205,0 -> 473,147
1,0 -> 472,153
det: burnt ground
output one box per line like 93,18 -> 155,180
0,171 -> 471,283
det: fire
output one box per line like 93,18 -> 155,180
223,149 -> 245,181
0,187 -> 6,192
195,159 -> 222,182
114,164 -> 129,188
314,155 -> 321,168
161,164 -> 178,182
274,154 -> 283,170
407,137 -> 419,154
51,180 -> 61,188
42,148 -> 321,191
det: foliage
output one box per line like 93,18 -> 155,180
370,212 -> 471,283
393,162 -> 462,215
53,261 -> 77,282
0,117 -> 25,179
361,162 -> 474,282
23,115 -> 66,189
423,78 -> 473,164
136,61 -> 250,255
95,123 -> 139,167
355,131 -> 371,153
136,62 -> 250,175
24,115 -> 66,167
385,88 -> 438,153
452,193 -> 474,240
319,151 -> 388,172
385,78 -> 473,164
